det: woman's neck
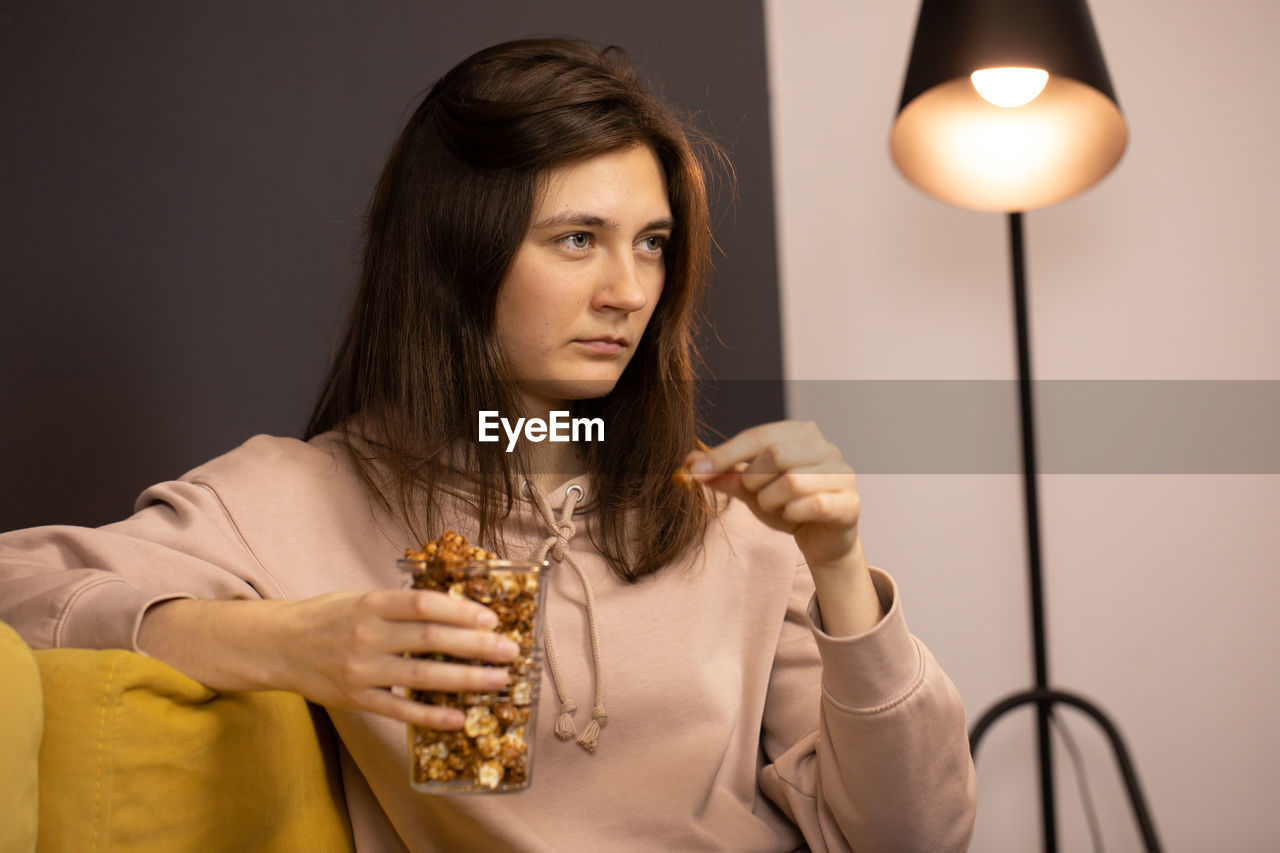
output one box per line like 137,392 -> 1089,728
517,397 -> 588,494
524,442 -> 586,495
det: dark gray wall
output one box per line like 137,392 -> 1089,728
0,1 -> 783,530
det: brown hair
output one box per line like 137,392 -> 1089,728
306,38 -> 718,581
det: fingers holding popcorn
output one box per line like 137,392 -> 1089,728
681,421 -> 863,567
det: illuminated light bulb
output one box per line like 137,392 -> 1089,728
970,67 -> 1050,108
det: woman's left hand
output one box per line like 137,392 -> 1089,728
685,421 -> 863,571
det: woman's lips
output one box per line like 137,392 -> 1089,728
573,339 -> 626,355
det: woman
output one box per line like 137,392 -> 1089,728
0,38 -> 975,851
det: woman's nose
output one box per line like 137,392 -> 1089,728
593,252 -> 652,312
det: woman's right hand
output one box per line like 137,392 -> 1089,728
137,591 -> 518,730
278,589 -> 519,729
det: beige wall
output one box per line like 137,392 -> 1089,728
765,1 -> 1280,850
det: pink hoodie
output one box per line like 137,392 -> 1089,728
0,432 -> 976,851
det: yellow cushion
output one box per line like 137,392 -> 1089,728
0,621 -> 42,853
34,648 -> 354,852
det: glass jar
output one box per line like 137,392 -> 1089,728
398,557 -> 549,793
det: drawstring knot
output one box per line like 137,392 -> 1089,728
554,699 -> 579,739
526,481 -> 608,755
548,520 -> 574,560
577,704 -> 609,753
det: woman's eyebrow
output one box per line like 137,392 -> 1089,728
530,211 -> 675,232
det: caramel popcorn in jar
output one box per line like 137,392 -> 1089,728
399,531 -> 548,793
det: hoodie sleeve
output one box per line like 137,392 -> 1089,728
758,564 -> 977,853
0,476 -> 279,652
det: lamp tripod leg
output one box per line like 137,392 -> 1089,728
970,689 -> 1164,853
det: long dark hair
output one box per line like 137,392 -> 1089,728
306,38 -> 717,581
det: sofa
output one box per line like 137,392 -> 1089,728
0,620 -> 355,851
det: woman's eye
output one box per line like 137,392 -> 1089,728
639,235 -> 667,253
561,233 -> 591,250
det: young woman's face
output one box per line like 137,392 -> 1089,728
495,145 -> 672,413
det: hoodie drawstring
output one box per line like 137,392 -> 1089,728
526,480 -> 608,753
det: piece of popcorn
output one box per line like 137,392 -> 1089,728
426,758 -> 456,782
466,577 -> 496,603
476,759 -> 505,789
510,655 -> 534,677
493,702 -> 519,728
505,756 -> 528,784
463,705 -> 499,737
514,599 -> 537,623
445,731 -> 472,755
492,571 -> 521,600
498,729 -> 527,766
474,734 -> 500,759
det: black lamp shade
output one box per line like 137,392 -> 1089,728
891,0 -> 1127,212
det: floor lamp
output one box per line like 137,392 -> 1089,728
889,2 -> 1162,851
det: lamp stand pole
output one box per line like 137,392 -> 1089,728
967,212 -> 1164,853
